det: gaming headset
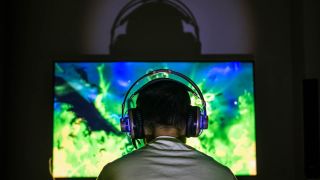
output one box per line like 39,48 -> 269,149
120,69 -> 208,145
109,0 -> 201,55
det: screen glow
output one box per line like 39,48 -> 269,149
53,61 -> 256,177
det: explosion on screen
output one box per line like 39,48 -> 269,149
53,62 -> 256,177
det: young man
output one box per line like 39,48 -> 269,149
97,80 -> 237,180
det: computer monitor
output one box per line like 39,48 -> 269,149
52,55 -> 257,178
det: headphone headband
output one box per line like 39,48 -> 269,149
110,0 -> 200,46
121,69 -> 207,119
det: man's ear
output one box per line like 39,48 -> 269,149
179,126 -> 186,136
144,127 -> 152,136
144,126 -> 155,143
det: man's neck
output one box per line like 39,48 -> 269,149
154,126 -> 180,137
144,126 -> 186,143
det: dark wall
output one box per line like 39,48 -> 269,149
302,0 -> 320,178
5,0 -> 319,180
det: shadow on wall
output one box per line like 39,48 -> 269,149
108,0 -> 201,56
82,0 -> 254,54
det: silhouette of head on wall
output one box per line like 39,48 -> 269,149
110,0 -> 201,56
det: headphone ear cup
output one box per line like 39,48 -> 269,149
186,106 -> 201,137
181,32 -> 201,55
194,40 -> 201,55
129,108 -> 144,139
110,34 -> 128,55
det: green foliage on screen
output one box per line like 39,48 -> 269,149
53,62 -> 256,177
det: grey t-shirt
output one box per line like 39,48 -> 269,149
97,136 -> 237,180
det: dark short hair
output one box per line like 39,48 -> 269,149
136,80 -> 191,131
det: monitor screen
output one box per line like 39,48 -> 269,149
53,58 -> 257,178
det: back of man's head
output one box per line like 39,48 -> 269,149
136,80 -> 191,134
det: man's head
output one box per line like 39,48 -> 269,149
136,79 -> 191,139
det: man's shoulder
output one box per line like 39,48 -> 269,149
105,147 -> 146,167
97,149 -> 146,180
183,144 -> 236,178
183,143 -> 223,163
